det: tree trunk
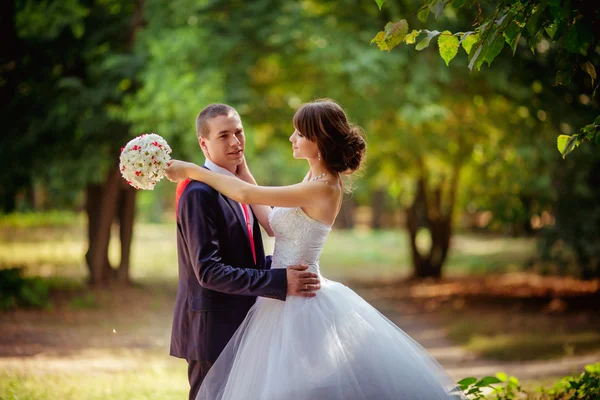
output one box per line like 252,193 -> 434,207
117,183 -> 137,284
84,1 -> 143,288
371,189 -> 385,230
86,166 -> 121,286
405,163 -> 460,280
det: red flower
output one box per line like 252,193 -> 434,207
121,147 -> 125,152
135,171 -> 142,176
132,145 -> 141,151
121,166 -> 126,171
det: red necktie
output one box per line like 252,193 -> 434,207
241,203 -> 256,264
175,178 -> 191,217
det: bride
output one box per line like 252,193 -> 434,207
165,99 -> 464,400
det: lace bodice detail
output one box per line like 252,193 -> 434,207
268,207 -> 331,274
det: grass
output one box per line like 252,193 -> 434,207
0,221 -> 537,281
0,351 -> 187,400
443,309 -> 600,361
0,219 -> 592,399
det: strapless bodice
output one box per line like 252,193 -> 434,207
268,207 -> 331,274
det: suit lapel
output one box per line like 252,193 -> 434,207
202,164 -> 255,264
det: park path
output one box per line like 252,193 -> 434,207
0,280 -> 597,385
352,284 -> 599,383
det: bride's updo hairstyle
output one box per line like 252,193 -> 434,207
293,99 -> 366,176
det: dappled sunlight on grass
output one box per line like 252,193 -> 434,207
1,223 -> 539,282
0,350 -> 187,400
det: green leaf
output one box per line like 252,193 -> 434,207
503,21 -> 520,51
418,7 -> 430,23
452,0 -> 467,8
438,31 -> 459,66
476,376 -> 502,387
484,33 -> 505,66
545,19 -> 563,40
557,134 -> 577,158
405,30 -> 421,44
371,31 -> 389,51
432,0 -> 450,20
415,30 -> 441,51
461,32 -> 478,55
468,44 -> 483,71
581,61 -> 597,84
496,372 -> 508,382
596,133 -> 600,146
457,377 -> 477,386
526,4 -> 546,36
384,19 -> 409,41
375,0 -> 386,10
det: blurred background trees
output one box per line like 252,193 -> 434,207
1,0 -> 598,284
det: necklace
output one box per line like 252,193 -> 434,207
309,172 -> 326,182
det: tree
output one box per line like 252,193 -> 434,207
1,0 -> 143,286
371,0 -> 600,157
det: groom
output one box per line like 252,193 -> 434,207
171,103 -> 321,400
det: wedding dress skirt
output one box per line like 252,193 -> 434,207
197,207 -> 464,400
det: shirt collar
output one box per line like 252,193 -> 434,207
204,159 -> 237,178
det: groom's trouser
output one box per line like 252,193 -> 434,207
187,360 -> 213,400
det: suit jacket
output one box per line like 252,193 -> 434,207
170,178 -> 287,362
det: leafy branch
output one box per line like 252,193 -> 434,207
371,0 -> 599,157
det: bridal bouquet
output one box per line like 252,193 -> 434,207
119,133 -> 172,190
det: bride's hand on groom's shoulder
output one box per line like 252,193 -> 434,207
165,160 -> 191,182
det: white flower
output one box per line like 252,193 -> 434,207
119,133 -> 172,190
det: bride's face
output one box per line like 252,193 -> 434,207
290,129 -> 318,160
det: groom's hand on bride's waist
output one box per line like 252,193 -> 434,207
286,264 -> 321,298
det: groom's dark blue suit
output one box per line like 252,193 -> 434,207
170,172 -> 287,399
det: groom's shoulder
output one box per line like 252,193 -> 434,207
183,180 -> 218,199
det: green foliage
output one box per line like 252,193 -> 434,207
459,363 -> 600,399
557,115 -> 600,159
0,268 -> 51,310
544,363 -> 600,400
372,0 -> 600,156
0,211 -> 80,228
537,144 -> 600,279
1,0 -> 140,211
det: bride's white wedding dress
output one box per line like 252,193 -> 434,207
197,207 -> 465,400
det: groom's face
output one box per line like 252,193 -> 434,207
199,113 -> 245,172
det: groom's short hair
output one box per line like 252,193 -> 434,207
196,104 -> 239,138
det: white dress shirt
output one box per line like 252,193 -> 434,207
204,159 -> 254,229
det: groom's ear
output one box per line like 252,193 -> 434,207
198,136 -> 210,159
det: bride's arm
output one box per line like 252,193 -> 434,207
236,160 -> 275,237
166,160 -> 333,208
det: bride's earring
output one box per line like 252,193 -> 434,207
317,152 -> 321,161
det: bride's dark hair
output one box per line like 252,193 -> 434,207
292,99 -> 366,178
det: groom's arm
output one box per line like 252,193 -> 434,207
180,185 -> 287,300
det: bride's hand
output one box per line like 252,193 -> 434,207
165,160 -> 192,182
236,157 -> 254,183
